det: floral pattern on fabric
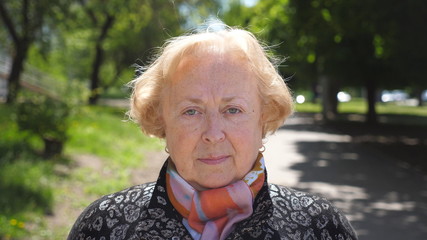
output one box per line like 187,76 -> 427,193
68,161 -> 358,240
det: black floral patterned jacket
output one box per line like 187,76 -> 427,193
68,161 -> 358,240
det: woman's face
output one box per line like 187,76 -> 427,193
161,53 -> 264,190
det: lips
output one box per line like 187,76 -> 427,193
198,155 -> 230,165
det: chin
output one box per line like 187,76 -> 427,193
197,177 -> 235,190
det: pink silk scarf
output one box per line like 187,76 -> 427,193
166,154 -> 265,240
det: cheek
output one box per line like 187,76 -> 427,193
165,126 -> 182,148
165,124 -> 198,157
233,125 -> 262,150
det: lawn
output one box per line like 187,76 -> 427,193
296,98 -> 427,126
0,104 -> 163,239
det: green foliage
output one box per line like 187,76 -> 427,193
16,96 -> 70,142
0,103 -> 163,239
179,0 -> 223,28
12,69 -> 88,157
0,0 -> 71,103
245,0 -> 313,84
0,0 -> 68,41
64,105 -> 163,196
58,0 -> 186,103
2,0 -> 232,104
0,105 -> 55,239
246,0 -> 427,92
226,0 -> 427,122
0,159 -> 54,215
15,94 -> 71,157
67,106 -> 162,166
221,0 -> 253,27
0,215 -> 27,239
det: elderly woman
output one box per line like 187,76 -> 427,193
68,24 -> 357,240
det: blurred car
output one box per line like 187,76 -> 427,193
337,91 -> 351,102
296,95 -> 306,104
381,90 -> 409,102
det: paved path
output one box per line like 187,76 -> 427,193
263,114 -> 427,239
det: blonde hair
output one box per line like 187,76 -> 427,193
128,25 -> 293,138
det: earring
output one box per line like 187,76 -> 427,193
259,145 -> 265,153
165,147 -> 170,154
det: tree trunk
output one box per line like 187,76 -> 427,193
415,89 -> 424,107
311,82 -> 319,103
88,15 -> 115,105
320,75 -> 339,121
6,41 -> 29,104
43,137 -> 64,158
88,41 -> 103,105
365,77 -> 377,125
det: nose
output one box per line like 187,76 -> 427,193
202,113 -> 225,144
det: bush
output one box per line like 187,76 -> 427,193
16,95 -> 71,158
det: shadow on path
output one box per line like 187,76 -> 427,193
292,141 -> 427,239
265,113 -> 427,240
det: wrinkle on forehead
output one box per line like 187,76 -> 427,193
171,51 -> 250,85
160,52 -> 263,111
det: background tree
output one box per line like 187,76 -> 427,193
0,0 -> 68,104
237,0 -> 427,124
67,0 -> 189,105
388,0 -> 427,106
178,0 -> 222,28
76,0 -> 117,105
101,0 -> 184,94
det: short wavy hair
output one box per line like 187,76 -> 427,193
128,24 -> 293,138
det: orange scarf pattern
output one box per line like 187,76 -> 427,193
166,154 -> 265,240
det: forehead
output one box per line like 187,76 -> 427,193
163,52 -> 260,101
171,52 -> 253,83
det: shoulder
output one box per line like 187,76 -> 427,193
67,182 -> 156,240
268,183 -> 358,240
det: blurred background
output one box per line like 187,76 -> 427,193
1,0 -> 426,239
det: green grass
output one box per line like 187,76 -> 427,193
66,106 -> 163,195
67,106 -> 161,165
0,106 -> 53,239
337,98 -> 368,113
293,101 -> 323,113
376,103 -> 427,116
0,104 -> 162,239
296,98 -> 427,126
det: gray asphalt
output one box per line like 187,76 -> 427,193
264,114 -> 427,240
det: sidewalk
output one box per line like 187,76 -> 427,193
264,114 -> 427,240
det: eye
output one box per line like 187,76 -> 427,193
184,109 -> 199,116
225,107 -> 241,114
